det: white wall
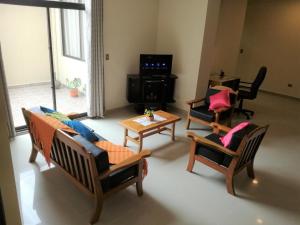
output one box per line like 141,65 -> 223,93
0,4 -> 50,87
237,0 -> 300,98
0,89 -> 22,225
212,0 -> 247,76
156,0 -> 210,110
103,0 -> 159,110
195,0 -> 222,99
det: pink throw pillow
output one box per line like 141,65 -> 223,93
220,122 -> 250,147
209,89 -> 231,111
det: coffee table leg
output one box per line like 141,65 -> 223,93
138,133 -> 143,152
123,128 -> 128,147
171,123 -> 176,141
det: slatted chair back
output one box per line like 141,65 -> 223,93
51,130 -> 98,195
22,108 -> 99,197
231,125 -> 269,172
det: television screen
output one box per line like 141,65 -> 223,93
140,54 -> 173,75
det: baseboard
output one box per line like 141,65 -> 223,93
8,81 -> 51,89
259,90 -> 300,101
168,105 -> 188,116
104,104 -> 132,114
104,103 -> 188,118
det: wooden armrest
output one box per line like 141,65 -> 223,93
97,150 -> 151,179
187,132 -> 239,157
67,113 -> 82,119
186,98 -> 205,105
210,123 -> 231,133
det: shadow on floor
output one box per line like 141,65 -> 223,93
28,162 -> 176,225
150,136 -> 190,161
238,170 -> 300,214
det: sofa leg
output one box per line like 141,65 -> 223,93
226,174 -> 235,196
90,195 -> 103,225
247,161 -> 255,179
136,180 -> 143,196
29,146 -> 38,163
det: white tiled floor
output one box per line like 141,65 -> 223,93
10,92 -> 300,225
8,84 -> 87,127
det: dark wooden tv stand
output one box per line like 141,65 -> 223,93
127,74 -> 177,113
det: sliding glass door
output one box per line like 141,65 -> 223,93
1,4 -> 55,128
0,0 -> 86,129
51,4 -> 88,115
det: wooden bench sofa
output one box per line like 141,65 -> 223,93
22,108 -> 151,224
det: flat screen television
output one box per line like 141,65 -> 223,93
139,54 -> 173,76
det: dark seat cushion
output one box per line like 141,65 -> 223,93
195,133 -> 228,166
190,105 -> 215,122
195,124 -> 258,167
72,135 -> 109,173
101,165 -> 138,193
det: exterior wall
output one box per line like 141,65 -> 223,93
0,4 -> 51,87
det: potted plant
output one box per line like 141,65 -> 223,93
144,109 -> 154,121
66,78 -> 81,97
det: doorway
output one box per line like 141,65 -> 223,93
0,0 -> 87,130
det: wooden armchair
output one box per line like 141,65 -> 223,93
186,86 -> 237,129
186,122 -> 269,195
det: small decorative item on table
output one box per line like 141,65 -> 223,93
144,109 -> 154,121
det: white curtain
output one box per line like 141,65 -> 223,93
85,0 -> 105,118
0,44 -> 16,138
62,9 -> 82,59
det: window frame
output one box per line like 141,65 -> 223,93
60,2 -> 85,61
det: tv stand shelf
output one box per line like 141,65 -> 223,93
127,74 -> 177,113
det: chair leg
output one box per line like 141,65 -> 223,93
238,98 -> 244,111
226,174 -> 235,196
237,98 -> 254,119
247,161 -> 255,179
29,146 -> 38,163
90,194 -> 103,225
241,111 -> 251,120
136,160 -> 144,196
187,141 -> 196,172
187,155 -> 195,172
186,117 -> 191,130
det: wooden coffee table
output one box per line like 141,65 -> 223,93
120,110 -> 181,152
